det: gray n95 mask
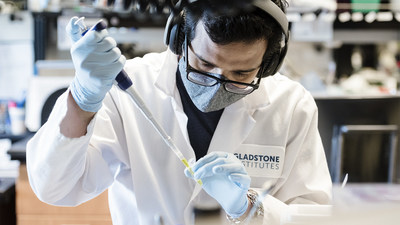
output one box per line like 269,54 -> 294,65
178,58 -> 245,113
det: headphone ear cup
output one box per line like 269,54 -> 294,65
274,42 -> 288,73
261,52 -> 282,77
169,22 -> 185,55
164,12 -> 185,55
260,36 -> 289,77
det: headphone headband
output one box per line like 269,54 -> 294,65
179,0 -> 288,36
252,0 -> 288,37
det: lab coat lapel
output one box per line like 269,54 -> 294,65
183,102 -> 258,224
170,95 -> 195,160
154,50 -> 271,159
154,49 -> 196,161
155,50 -> 179,97
155,50 -> 212,219
209,80 -> 271,153
209,101 -> 256,153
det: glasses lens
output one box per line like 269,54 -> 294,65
188,72 -> 218,87
224,83 -> 255,94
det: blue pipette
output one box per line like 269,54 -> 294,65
74,17 -> 202,185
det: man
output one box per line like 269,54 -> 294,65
27,0 -> 332,224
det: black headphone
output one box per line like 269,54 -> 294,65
163,0 -> 289,77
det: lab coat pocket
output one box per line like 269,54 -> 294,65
234,144 -> 285,179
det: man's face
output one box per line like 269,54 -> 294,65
189,21 -> 268,84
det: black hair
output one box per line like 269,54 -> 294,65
184,0 -> 288,77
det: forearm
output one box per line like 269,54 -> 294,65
60,91 -> 96,138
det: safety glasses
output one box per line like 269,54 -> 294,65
184,36 -> 260,95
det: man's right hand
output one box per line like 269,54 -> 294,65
66,16 -> 125,112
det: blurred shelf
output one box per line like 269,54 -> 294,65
0,132 -> 33,143
333,29 -> 399,43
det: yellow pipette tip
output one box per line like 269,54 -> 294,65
182,159 -> 203,185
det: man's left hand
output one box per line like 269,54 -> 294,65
184,151 -> 250,218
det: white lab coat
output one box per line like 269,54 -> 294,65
27,49 -> 332,225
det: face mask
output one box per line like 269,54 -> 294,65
178,58 -> 245,113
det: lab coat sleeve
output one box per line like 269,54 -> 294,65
26,90 -> 117,206
259,90 -> 332,224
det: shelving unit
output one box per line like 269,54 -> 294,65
315,94 -> 400,183
287,3 -> 400,43
287,2 -> 400,183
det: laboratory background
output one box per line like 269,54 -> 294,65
0,0 -> 399,224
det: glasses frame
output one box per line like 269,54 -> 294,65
184,36 -> 261,95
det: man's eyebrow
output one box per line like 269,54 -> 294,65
233,67 -> 260,73
190,46 -> 217,67
190,45 -> 262,73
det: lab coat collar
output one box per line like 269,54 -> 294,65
155,48 -> 272,110
155,49 -> 179,97
225,77 -> 271,112
154,49 -> 274,162
211,78 -> 272,154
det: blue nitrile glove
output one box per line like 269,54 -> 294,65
66,17 -> 126,112
184,152 -> 251,218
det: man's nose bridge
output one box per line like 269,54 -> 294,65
210,67 -> 224,75
209,67 -> 230,80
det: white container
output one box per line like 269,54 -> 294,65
8,104 -> 26,135
391,0 -> 400,11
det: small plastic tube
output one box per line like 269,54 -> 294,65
74,17 -> 88,33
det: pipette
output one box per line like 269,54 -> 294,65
74,17 -> 202,185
